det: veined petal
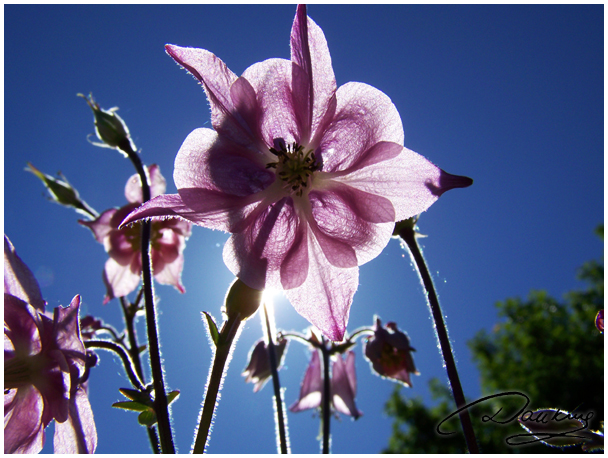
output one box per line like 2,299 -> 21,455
4,235 -> 45,311
307,187 -> 395,267
223,197 -> 305,290
4,385 -> 45,454
4,293 -> 42,355
289,350 -> 322,413
241,58 -> 300,147
331,351 -> 362,419
165,45 -> 259,147
318,82 -> 404,173
285,232 -> 358,341
102,257 -> 140,301
53,384 -> 97,454
124,164 -> 167,203
334,146 -> 471,221
290,4 -> 337,144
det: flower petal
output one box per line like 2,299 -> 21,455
79,208 -> 117,244
331,351 -> 362,419
102,256 -> 141,301
4,235 -> 45,311
124,164 -> 167,203
284,232 -> 358,341
223,197 -> 305,290
4,385 -> 45,454
4,293 -> 42,355
289,350 -> 323,413
318,82 -> 404,173
53,384 -> 97,454
290,4 -> 337,144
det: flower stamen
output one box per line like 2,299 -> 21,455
267,142 -> 319,197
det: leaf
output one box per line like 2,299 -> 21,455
112,401 -> 150,412
202,311 -> 220,347
167,390 -> 180,405
138,410 -> 157,427
118,387 -> 152,405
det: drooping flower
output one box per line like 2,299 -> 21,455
289,349 -> 362,419
364,317 -> 419,387
121,5 -> 472,340
242,337 -> 288,392
4,235 -> 97,453
80,164 -> 192,303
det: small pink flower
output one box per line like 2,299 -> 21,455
4,235 -> 96,453
595,309 -> 603,333
364,317 -> 419,387
122,5 -> 472,340
80,164 -> 192,302
289,349 -> 362,419
242,337 -> 288,392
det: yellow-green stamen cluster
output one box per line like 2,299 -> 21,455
267,142 -> 319,197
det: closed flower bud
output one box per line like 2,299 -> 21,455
78,93 -> 136,153
242,337 -> 288,392
224,279 -> 263,321
26,162 -> 97,218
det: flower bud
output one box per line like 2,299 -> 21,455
223,279 -> 263,321
26,162 -> 97,218
78,93 -> 136,153
242,337 -> 288,392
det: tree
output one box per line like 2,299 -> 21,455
384,225 -> 604,453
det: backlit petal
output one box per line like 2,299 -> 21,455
289,350 -> 322,412
4,235 -> 45,311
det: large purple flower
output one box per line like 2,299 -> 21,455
122,5 -> 472,340
4,236 -> 96,453
81,164 -> 192,303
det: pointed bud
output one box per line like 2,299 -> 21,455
223,279 -> 263,321
242,337 -> 288,392
78,93 -> 136,154
26,162 -> 98,218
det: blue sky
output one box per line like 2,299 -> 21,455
5,4 -> 603,454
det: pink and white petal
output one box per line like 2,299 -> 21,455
53,296 -> 85,357
318,82 -> 404,173
290,5 -> 337,144
333,146 -> 472,221
241,58 -> 301,147
307,187 -> 395,267
229,77 -> 267,151
152,252 -> 186,294
285,233 -> 358,341
4,385 -> 46,454
4,293 -> 42,355
223,197 -> 304,291
331,351 -> 362,419
4,236 -> 45,311
53,384 -> 97,454
124,164 -> 167,203
289,350 -> 323,413
102,257 -> 141,300
79,208 -> 117,244
279,215 -> 309,290
165,45 -> 260,147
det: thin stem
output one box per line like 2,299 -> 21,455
120,296 -> 145,381
121,142 -> 175,454
262,303 -> 290,454
192,314 -> 243,454
346,326 -> 375,342
397,223 -> 479,454
278,331 -> 312,347
85,340 -> 145,391
320,338 -> 331,454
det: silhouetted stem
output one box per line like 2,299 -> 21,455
85,340 -> 145,391
119,296 -> 145,381
121,141 -> 175,454
320,338 -> 331,454
262,303 -> 290,453
397,223 -> 479,454
192,314 -> 243,454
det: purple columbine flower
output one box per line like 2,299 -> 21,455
80,164 -> 192,303
242,337 -> 288,392
289,349 -> 362,419
364,317 -> 419,387
122,5 -> 472,340
4,235 -> 97,453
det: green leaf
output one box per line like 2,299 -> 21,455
167,390 -> 180,405
138,410 -> 157,427
112,401 -> 149,412
118,387 -> 152,405
202,311 -> 220,347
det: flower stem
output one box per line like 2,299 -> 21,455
396,222 -> 479,454
262,303 -> 290,454
320,338 -> 331,454
85,340 -> 145,391
192,314 -> 243,454
121,143 -> 175,454
119,296 -> 145,381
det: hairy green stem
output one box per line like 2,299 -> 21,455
85,340 -> 145,391
192,314 -> 243,454
263,303 -> 290,454
121,141 -> 175,454
397,223 -> 479,453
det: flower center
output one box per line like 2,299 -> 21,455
266,142 -> 319,197
124,221 -> 163,252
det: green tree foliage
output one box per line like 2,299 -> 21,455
384,225 -> 604,453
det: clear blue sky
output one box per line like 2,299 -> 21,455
5,4 -> 603,454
